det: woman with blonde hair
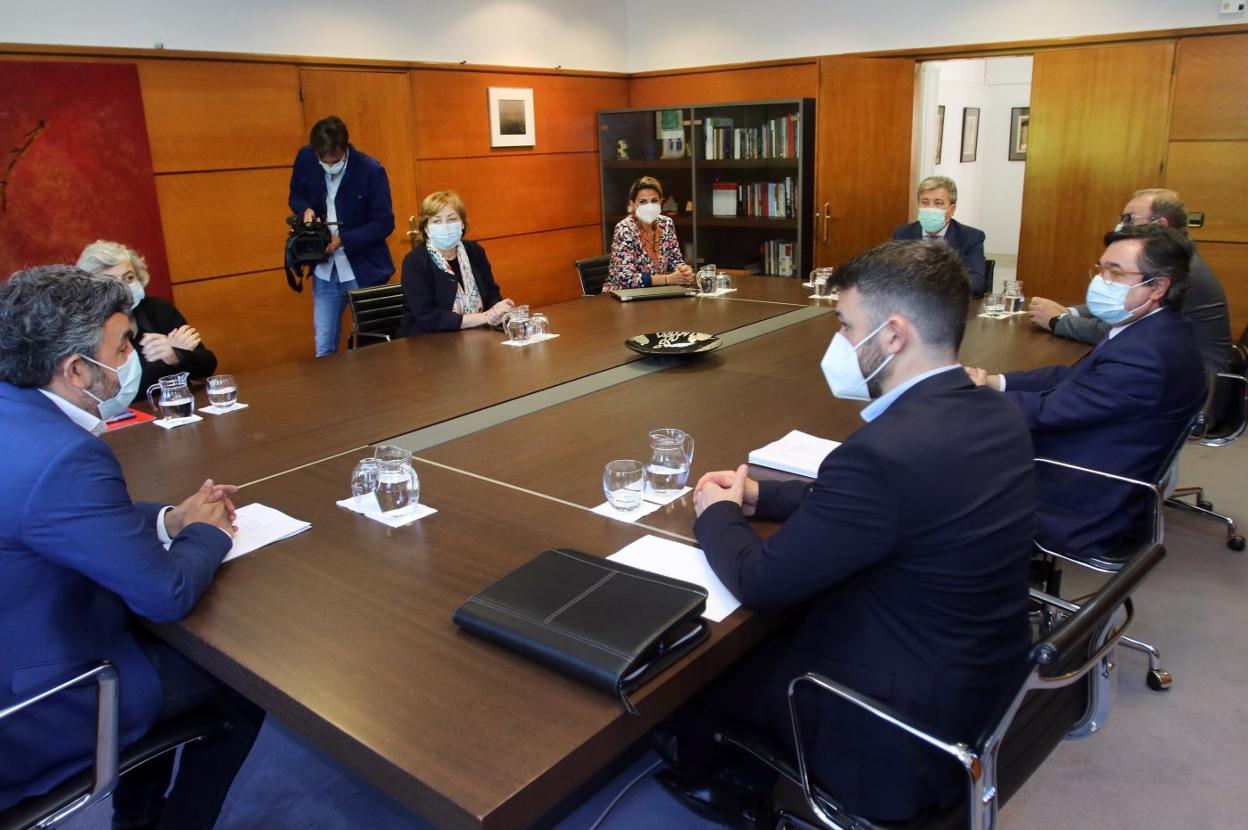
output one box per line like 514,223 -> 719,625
76,240 -> 218,393
604,175 -> 694,291
396,191 -> 515,336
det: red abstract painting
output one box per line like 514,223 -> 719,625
0,61 -> 172,299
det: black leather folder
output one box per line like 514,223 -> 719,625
452,548 -> 709,713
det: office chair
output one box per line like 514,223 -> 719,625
0,661 -> 231,830
574,255 -> 610,296
1166,351 -> 1248,551
712,542 -> 1166,830
981,259 -> 996,298
345,283 -> 405,349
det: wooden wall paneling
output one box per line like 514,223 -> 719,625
1166,141 -> 1248,244
137,60 -> 305,172
172,269 -> 317,372
410,71 -> 628,158
156,168 -> 293,280
1171,34 -> 1248,141
299,68 -> 420,271
415,154 -> 602,240
1196,242 -> 1248,337
628,63 -> 818,108
1017,42 -> 1175,305
481,226 -> 604,307
814,56 -> 916,268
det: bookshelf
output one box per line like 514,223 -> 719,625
598,98 -> 815,278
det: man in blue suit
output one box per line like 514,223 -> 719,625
658,242 -> 1037,824
892,175 -> 988,295
967,225 -> 1206,561
289,115 -> 395,356
0,267 -> 263,828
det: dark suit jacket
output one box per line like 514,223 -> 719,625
395,241 -> 504,336
132,295 -> 217,394
693,369 -> 1036,821
1005,308 -> 1206,560
288,144 -> 395,288
0,383 -> 230,809
893,219 -> 988,295
1054,247 -> 1233,372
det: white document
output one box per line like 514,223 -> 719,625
748,429 -> 841,478
590,486 -> 691,524
200,402 -> 250,415
335,493 -> 437,528
608,534 -> 741,623
224,503 -> 311,562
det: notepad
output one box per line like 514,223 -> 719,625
224,503 -> 311,562
748,429 -> 841,478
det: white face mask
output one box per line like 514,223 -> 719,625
127,280 -> 145,310
634,203 -> 662,224
319,152 -> 347,176
75,350 -> 142,422
820,320 -> 894,401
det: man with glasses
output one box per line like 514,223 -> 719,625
1028,188 -> 1232,371
967,225 -> 1205,560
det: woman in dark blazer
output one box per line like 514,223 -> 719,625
396,190 -> 515,336
76,240 -> 218,394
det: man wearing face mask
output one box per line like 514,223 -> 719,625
289,115 -> 396,356
967,225 -> 1206,561
892,175 -> 988,295
1028,188 -> 1232,372
0,267 -> 264,828
654,242 -> 1036,825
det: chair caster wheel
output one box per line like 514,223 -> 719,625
1229,535 -> 1246,552
1147,669 -> 1172,691
1197,499 -> 1214,510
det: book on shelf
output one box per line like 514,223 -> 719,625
712,182 -> 738,217
735,177 -> 797,219
705,113 -> 801,161
704,117 -> 734,160
760,238 -> 797,277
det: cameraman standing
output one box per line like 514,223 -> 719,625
288,116 -> 395,356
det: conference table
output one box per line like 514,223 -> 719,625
110,278 -> 1087,830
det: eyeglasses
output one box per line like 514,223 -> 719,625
1118,213 -> 1161,227
1090,264 -> 1146,285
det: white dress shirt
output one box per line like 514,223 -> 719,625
315,151 -> 357,284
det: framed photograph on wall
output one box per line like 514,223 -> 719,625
960,107 -> 980,163
488,87 -> 535,147
1009,106 -> 1029,161
935,105 -> 945,165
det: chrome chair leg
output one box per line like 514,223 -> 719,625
1165,493 -> 1245,551
1120,635 -> 1172,691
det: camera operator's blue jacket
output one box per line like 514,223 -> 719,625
288,144 -> 395,287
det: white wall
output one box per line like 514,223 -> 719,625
625,0 -> 1241,72
0,0 -> 630,71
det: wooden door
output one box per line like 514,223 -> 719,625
813,56 -> 916,268
298,68 -> 419,273
1017,42 -> 1174,305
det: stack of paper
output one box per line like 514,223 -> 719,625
224,503 -> 311,562
608,534 -> 741,622
747,429 -> 841,478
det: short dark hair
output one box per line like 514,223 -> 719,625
1102,224 -> 1192,308
833,240 -> 969,352
0,266 -> 131,388
629,176 -> 664,201
310,116 -> 349,158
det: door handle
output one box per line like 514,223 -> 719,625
822,202 -> 831,243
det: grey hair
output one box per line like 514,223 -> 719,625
1130,188 -> 1188,232
76,239 -> 151,287
917,176 -> 958,203
0,266 -> 131,387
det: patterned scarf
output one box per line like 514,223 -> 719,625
426,241 -> 481,315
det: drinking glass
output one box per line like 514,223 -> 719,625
715,271 -> 733,292
506,317 -> 531,343
603,460 -> 645,511
350,458 -> 380,508
983,292 -> 1005,317
206,375 -> 238,408
529,313 -> 549,337
1003,280 -> 1025,313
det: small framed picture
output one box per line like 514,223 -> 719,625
960,107 -> 980,163
935,105 -> 945,165
488,87 -> 535,148
656,109 -> 683,139
1009,106 -> 1029,161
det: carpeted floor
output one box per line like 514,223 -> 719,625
59,439 -> 1248,829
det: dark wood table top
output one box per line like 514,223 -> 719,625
155,455 -> 779,830
418,308 -> 1091,538
106,292 -> 804,502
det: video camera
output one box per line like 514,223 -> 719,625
284,214 -> 334,293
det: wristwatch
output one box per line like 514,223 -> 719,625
1048,314 -> 1064,332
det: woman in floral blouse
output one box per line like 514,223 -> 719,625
604,176 -> 696,291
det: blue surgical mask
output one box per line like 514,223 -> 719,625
128,280 -> 145,310
820,320 -> 894,401
77,350 -> 142,421
1085,275 -> 1156,324
319,152 -> 347,177
917,208 -> 949,235
427,222 -> 463,251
